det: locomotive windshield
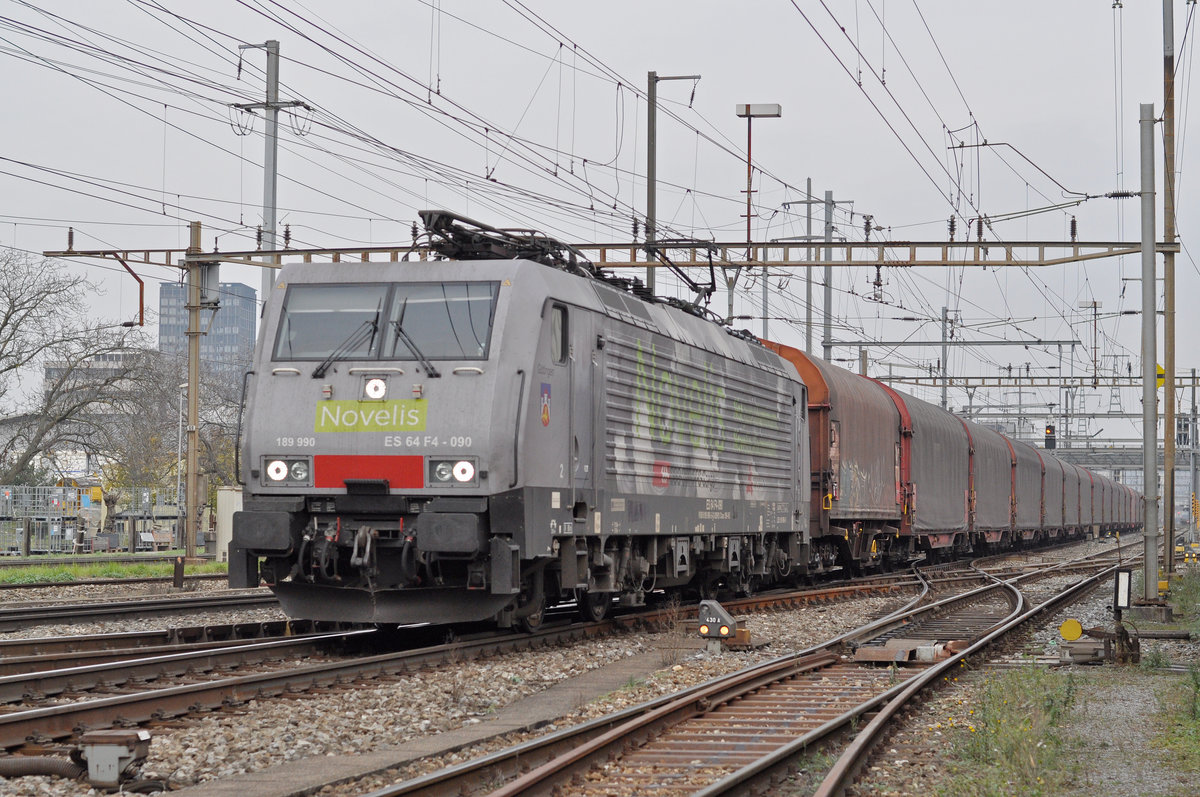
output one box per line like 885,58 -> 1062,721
273,281 -> 499,362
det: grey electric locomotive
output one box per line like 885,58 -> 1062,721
231,212 -> 811,627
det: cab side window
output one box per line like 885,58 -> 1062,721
551,305 -> 568,364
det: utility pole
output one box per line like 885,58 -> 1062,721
1080,300 -> 1102,387
235,41 -> 305,303
646,71 -> 657,293
1163,1 -> 1179,574
645,72 -> 699,294
1140,102 -> 1161,602
940,306 -> 950,409
823,191 -> 834,362
806,177 -> 813,355
185,222 -> 203,561
1191,368 -> 1197,542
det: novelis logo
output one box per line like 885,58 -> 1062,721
315,400 -> 427,433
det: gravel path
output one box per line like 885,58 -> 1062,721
1057,675 -> 1192,796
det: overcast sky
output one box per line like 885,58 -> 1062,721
0,1 -> 1193,444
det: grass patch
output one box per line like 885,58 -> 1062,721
1171,568 -> 1200,637
773,749 -> 838,796
0,560 -> 226,584
936,665 -> 1077,797
1160,664 -> 1200,773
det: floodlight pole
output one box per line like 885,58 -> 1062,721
646,72 -> 700,293
735,103 -> 781,329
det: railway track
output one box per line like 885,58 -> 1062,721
0,617 -> 364,675
0,620 -> 611,752
357,549 -> 1124,796
0,590 -> 278,632
0,576 -> 919,755
0,539 -> 1127,782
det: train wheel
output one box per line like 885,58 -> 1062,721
577,590 -> 610,622
517,596 -> 546,633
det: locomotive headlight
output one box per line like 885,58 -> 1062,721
364,377 -> 387,400
263,457 -> 312,486
429,458 -> 478,486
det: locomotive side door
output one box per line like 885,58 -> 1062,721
525,301 -> 572,493
569,308 -> 595,508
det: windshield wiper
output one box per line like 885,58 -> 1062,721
391,299 -> 441,378
312,305 -> 380,378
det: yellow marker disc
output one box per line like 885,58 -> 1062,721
1059,618 -> 1083,642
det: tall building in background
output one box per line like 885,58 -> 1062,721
158,282 -> 257,373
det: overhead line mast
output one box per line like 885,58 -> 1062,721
1162,0 -> 1179,576
234,41 -> 307,303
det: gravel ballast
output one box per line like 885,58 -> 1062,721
0,593 -> 910,796
0,539 -> 1183,796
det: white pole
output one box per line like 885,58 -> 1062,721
176,383 -> 185,547
805,177 -> 813,355
822,191 -> 833,362
1140,102 -> 1161,602
261,40 -> 280,302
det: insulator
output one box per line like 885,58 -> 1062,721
256,225 -> 263,247
1070,216 -> 1078,242
411,221 -> 419,242
633,217 -> 640,240
67,226 -> 74,252
948,216 -> 956,241
976,217 -> 984,241
283,224 -> 291,248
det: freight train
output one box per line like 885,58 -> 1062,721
229,211 -> 1140,628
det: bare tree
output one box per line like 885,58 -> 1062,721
103,349 -> 247,499
100,351 -> 186,488
0,248 -> 153,483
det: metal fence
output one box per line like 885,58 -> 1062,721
0,485 -> 183,555
0,519 -> 82,554
0,486 -> 91,520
